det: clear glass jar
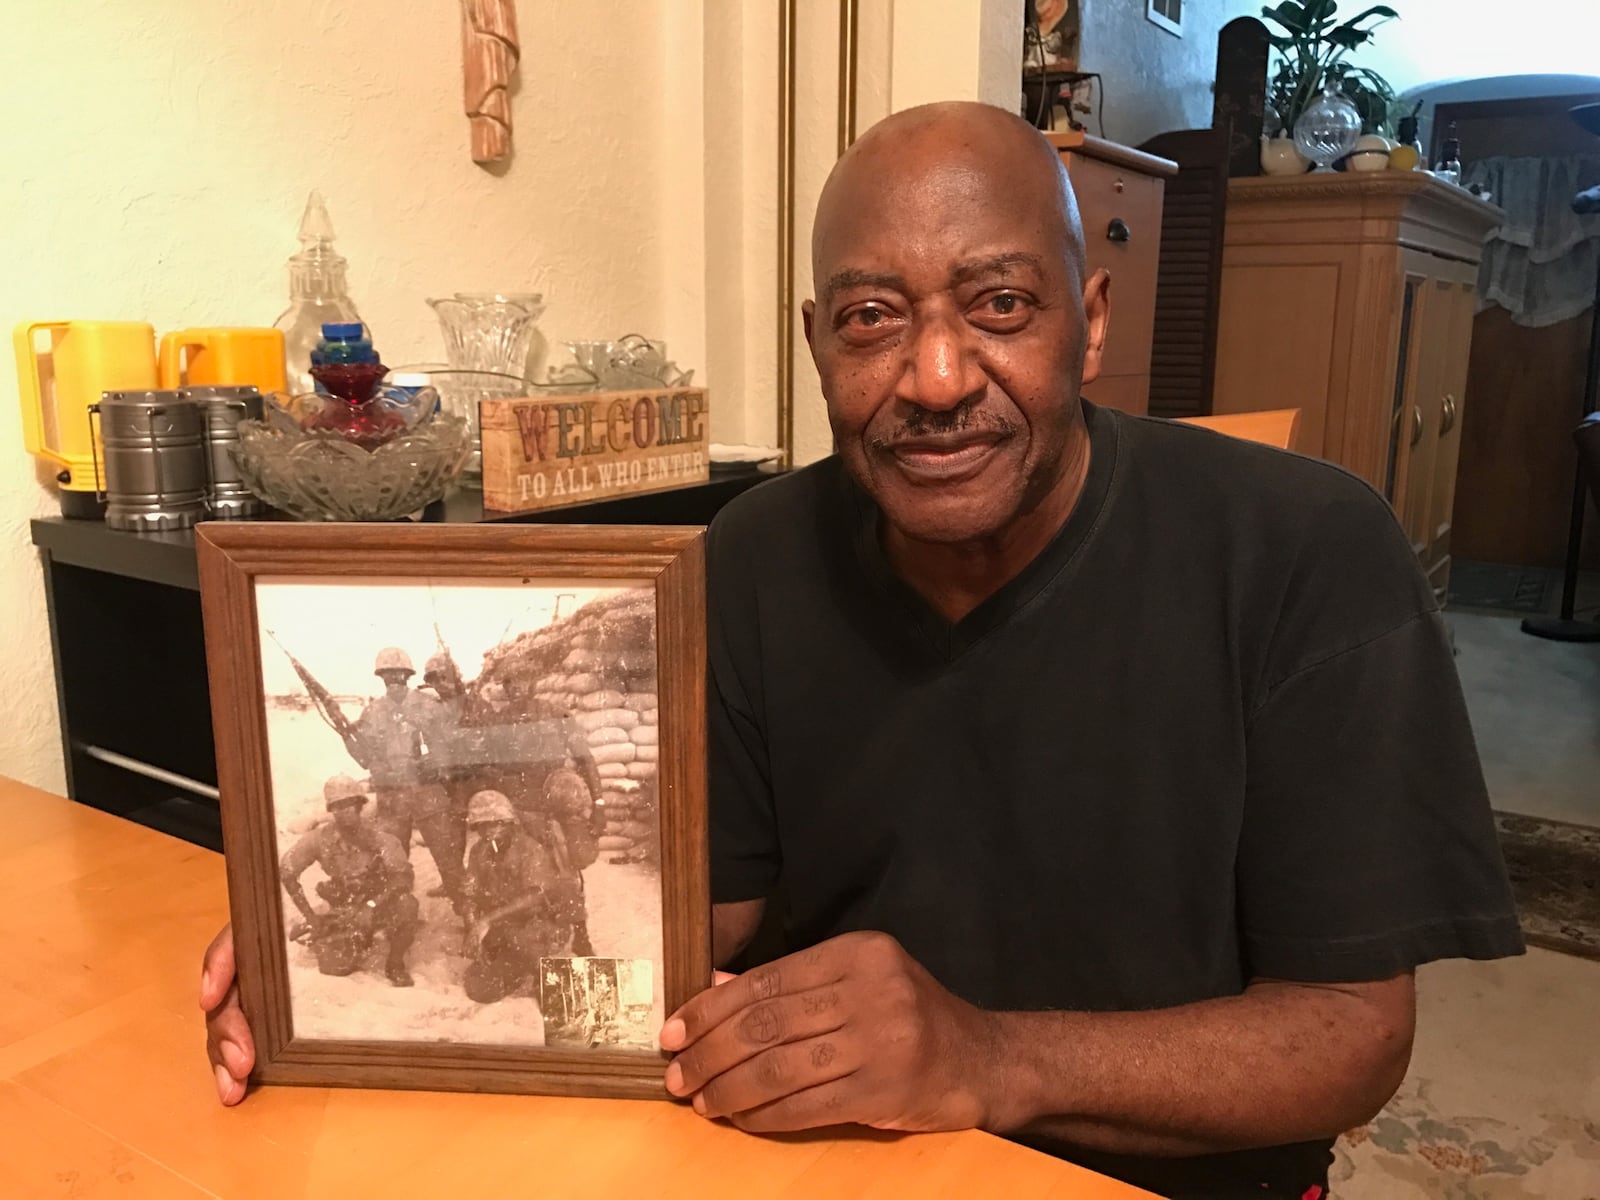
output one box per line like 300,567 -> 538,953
1294,80 -> 1363,172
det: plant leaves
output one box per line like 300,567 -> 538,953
1343,4 -> 1399,22
1327,26 -> 1372,49
1264,1 -> 1308,33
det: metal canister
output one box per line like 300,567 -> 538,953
181,385 -> 266,518
90,390 -> 207,531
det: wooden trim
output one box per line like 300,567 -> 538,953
1227,171 -> 1502,225
195,521 -> 710,1100
1043,130 -> 1178,177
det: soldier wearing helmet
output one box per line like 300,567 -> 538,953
417,651 -> 604,947
278,775 -> 419,987
459,789 -> 583,1004
342,646 -> 466,907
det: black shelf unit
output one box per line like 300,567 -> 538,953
31,469 -> 775,851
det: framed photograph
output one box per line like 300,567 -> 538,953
196,522 -> 709,1099
1146,0 -> 1182,37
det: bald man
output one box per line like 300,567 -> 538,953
203,103 -> 1520,1198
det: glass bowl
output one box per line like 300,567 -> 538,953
231,412 -> 471,521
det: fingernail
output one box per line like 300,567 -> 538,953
660,1017 -> 686,1050
214,1063 -> 234,1100
664,1061 -> 683,1094
692,1092 -> 707,1116
200,969 -> 212,1001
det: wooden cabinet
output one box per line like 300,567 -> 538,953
1211,173 -> 1501,597
1046,132 -> 1177,417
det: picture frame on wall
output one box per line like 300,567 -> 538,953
196,521 -> 709,1099
1146,0 -> 1183,37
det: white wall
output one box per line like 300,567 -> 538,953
1083,0 -> 1600,149
1362,0 -> 1600,95
0,0 -> 688,790
1080,0 -> 1249,147
0,0 -> 1021,792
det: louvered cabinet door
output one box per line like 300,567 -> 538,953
1139,130 -> 1229,419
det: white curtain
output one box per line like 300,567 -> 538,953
1464,154 -> 1600,328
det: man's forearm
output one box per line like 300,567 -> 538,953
979,976 -> 1414,1157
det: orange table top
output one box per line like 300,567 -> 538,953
0,777 -> 1153,1198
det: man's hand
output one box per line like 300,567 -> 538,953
199,925 -> 255,1106
660,931 -> 1000,1134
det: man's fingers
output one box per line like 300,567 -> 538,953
693,1035 -> 858,1120
666,983 -> 848,1096
199,924 -> 236,1011
724,1076 -> 861,1133
204,980 -> 256,1104
662,942 -> 843,1051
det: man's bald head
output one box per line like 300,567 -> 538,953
801,100 -> 1111,553
813,101 -> 1087,299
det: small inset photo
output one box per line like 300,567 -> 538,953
539,956 -> 657,1052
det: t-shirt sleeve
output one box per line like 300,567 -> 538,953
706,516 -> 782,904
1236,483 -> 1524,982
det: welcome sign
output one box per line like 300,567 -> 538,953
481,386 -> 710,514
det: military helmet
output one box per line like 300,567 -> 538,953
466,789 -> 517,827
423,651 -> 456,679
323,774 -> 368,810
544,767 -> 592,818
373,646 -> 414,676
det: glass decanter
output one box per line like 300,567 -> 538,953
1293,79 -> 1362,173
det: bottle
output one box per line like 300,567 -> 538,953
304,323 -> 404,449
1434,122 -> 1462,186
1389,113 -> 1423,171
274,192 -> 364,396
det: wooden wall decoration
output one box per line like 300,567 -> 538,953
461,0 -> 520,165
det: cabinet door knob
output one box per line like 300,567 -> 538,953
1107,217 -> 1131,243
1411,405 -> 1424,447
1439,393 -> 1457,435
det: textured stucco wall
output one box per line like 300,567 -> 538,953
0,0 -> 683,790
1081,0 -> 1254,148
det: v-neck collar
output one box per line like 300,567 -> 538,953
845,400 -> 1121,661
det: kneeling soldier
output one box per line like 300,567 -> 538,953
460,789 -> 581,1004
279,774 -> 420,987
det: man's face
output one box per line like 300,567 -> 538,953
476,820 -> 517,850
331,799 -> 365,833
805,151 -> 1106,544
424,672 -> 460,700
378,670 -> 411,699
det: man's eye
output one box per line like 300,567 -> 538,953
848,305 -> 887,327
987,294 -> 1024,315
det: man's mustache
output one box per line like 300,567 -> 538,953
869,402 -> 1017,448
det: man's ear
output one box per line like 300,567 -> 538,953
802,299 -> 816,358
1079,268 -> 1111,388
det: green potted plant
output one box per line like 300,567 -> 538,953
1262,1 -> 1399,137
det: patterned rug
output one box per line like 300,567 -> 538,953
1334,1078 -> 1600,1198
1495,811 -> 1600,961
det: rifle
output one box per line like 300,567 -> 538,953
264,629 -> 361,747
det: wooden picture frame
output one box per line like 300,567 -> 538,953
196,522 -> 709,1099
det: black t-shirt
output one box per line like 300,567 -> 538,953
705,401 -> 1523,1199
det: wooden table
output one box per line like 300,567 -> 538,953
0,778 -> 1152,1198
